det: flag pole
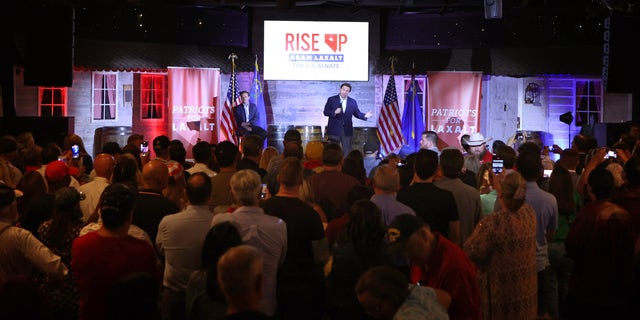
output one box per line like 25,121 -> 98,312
228,52 -> 238,107
411,60 -> 416,142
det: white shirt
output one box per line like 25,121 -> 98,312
156,205 -> 214,292
244,104 -> 250,122
340,97 -> 346,109
211,206 -> 287,316
0,220 -> 68,278
77,176 -> 110,222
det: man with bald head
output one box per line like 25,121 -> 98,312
78,153 -> 116,222
132,159 -> 180,246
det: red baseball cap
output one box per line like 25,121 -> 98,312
45,160 -> 80,181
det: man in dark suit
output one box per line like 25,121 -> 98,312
234,90 -> 267,141
323,83 -> 373,155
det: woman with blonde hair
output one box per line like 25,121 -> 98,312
464,171 -> 537,320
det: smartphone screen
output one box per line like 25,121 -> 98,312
72,144 -> 80,159
140,141 -> 149,154
260,184 -> 268,199
492,158 -> 504,174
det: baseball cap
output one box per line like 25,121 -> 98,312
153,135 -> 170,151
388,214 -> 424,243
45,160 -> 80,181
166,160 -> 184,181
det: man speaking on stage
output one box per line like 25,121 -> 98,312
323,83 -> 372,155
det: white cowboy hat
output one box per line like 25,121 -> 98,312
464,132 -> 492,146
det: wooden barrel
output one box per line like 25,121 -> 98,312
93,126 -> 131,158
352,127 -> 380,155
267,125 -> 294,154
296,125 -> 323,154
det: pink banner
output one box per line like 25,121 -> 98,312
168,67 -> 220,158
426,71 -> 482,149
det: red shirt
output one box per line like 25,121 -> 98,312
72,232 -> 161,320
410,233 -> 481,320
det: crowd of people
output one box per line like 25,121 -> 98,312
1,123 -> 640,320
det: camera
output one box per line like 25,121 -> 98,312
492,156 -> 504,174
140,141 -> 149,155
72,144 -> 80,159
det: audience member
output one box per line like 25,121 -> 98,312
169,139 -> 192,171
303,140 -> 324,172
164,160 -> 188,210
476,162 -> 497,216
406,224 -> 481,320
370,164 -> 415,227
0,135 -> 22,188
78,153 -> 115,221
396,149 -> 460,245
132,159 -> 180,246
111,153 -> 143,187
63,133 -> 93,177
355,265 -> 450,320
264,140 -> 307,197
153,135 -> 171,162
211,169 -> 287,317
20,145 -> 43,174
21,160 -> 79,237
266,129 -> 302,174
307,143 -> 362,221
435,148 -> 482,246
186,141 -> 217,178
367,152 -> 401,183
217,245 -> 271,319
36,143 -> 81,190
547,165 -> 579,318
464,132 -> 493,165
325,184 -> 374,251
38,186 -> 85,320
15,131 -> 42,173
464,171 -> 537,320
210,141 -> 240,213
15,170 -> 48,221
186,221 -> 242,320
565,165 -> 634,319
0,182 -> 68,280
419,130 -> 440,156
72,182 -> 162,320
237,134 -> 267,179
326,199 -> 391,320
261,157 -> 329,320
342,149 -> 368,186
122,132 -> 145,170
259,146 -> 278,172
156,172 -> 215,320
513,148 -> 559,319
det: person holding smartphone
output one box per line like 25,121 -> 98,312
63,134 -> 92,179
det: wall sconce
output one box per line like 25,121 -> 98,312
524,82 -> 541,105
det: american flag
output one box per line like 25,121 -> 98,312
220,67 -> 240,144
377,75 -> 405,155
